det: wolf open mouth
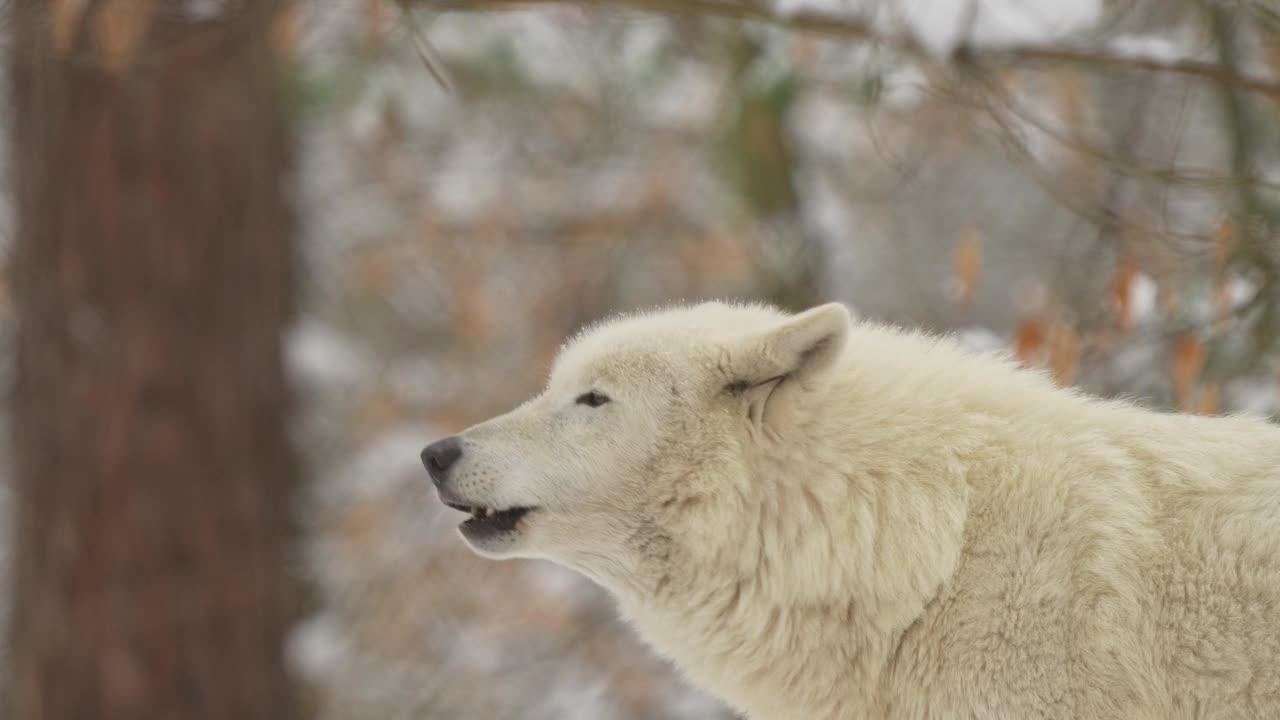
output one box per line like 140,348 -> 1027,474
445,502 -> 533,535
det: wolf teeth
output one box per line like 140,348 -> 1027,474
485,507 -> 495,517
471,507 -> 482,520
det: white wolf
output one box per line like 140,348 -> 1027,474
422,301 -> 1280,719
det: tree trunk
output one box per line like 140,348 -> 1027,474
8,2 -> 300,718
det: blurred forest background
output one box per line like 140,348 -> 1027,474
3,0 -> 1280,718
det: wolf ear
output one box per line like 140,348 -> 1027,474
727,302 -> 850,392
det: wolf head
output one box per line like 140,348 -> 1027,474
422,301 -> 851,591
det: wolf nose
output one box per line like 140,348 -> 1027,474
422,436 -> 463,486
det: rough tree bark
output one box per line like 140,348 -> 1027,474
8,2 -> 300,718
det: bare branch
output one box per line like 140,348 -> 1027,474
425,0 -> 1280,99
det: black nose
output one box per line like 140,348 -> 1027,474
421,436 -> 463,486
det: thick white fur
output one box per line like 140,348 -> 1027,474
440,301 -> 1280,719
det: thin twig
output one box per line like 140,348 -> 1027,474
425,0 -> 1280,99
397,2 -> 457,94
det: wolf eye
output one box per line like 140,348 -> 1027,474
575,391 -> 610,408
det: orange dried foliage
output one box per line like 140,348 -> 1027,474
1047,324 -> 1081,387
95,0 -> 157,73
1013,313 -> 1081,387
1194,382 -> 1220,416
1013,317 -> 1046,367
949,228 -> 982,308
1170,334 -> 1206,411
50,0 -> 87,54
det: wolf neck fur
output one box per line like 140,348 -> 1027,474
616,378 -> 981,714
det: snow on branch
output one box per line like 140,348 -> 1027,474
424,0 -> 1280,99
